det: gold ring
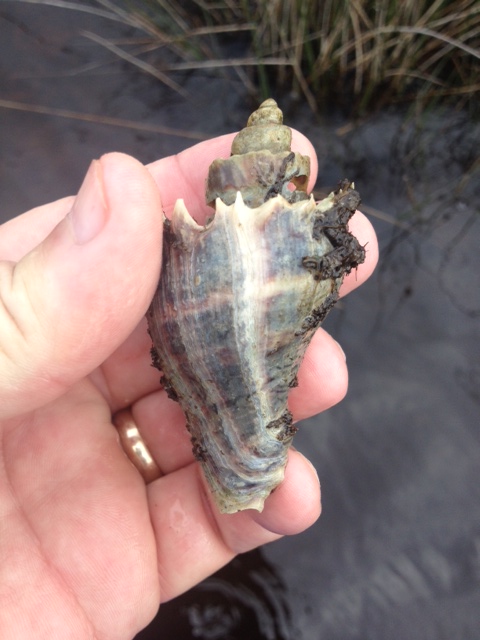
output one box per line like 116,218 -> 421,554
113,409 -> 162,483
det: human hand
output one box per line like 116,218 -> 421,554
0,134 -> 377,639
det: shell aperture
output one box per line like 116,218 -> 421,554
147,100 -> 365,513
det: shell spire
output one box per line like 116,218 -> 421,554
147,100 -> 365,513
206,99 -> 310,208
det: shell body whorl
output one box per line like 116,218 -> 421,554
147,100 -> 365,513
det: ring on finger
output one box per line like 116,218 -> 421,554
113,408 -> 162,484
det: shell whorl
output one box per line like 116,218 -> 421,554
147,100 -> 366,513
206,99 -> 310,209
232,98 -> 290,155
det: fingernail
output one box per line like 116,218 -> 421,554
334,339 -> 346,361
303,454 -> 320,483
69,160 -> 108,244
291,447 -> 320,482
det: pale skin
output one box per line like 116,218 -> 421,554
0,131 -> 378,639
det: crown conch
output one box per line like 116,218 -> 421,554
147,99 -> 365,513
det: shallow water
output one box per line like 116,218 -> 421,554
1,5 -> 479,639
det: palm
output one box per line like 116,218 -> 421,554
0,356 -> 159,636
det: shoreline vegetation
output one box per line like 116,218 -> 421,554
18,0 -> 478,114
5,1 -> 479,235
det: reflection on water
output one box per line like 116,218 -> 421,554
1,4 -> 479,639
137,552 -> 296,640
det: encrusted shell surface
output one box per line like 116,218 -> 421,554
147,99 -> 365,513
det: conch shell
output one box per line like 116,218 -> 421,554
147,99 -> 365,513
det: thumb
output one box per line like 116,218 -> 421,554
0,153 -> 163,420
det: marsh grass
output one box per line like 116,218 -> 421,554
78,0 -> 480,113
245,0 -> 480,112
13,0 -> 479,113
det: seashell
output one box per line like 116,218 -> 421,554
147,99 -> 365,514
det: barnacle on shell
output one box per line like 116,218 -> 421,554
147,99 -> 365,514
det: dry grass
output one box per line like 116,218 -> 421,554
13,0 -> 480,113
246,0 -> 480,112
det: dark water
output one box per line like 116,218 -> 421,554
1,5 -> 479,639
